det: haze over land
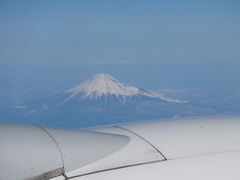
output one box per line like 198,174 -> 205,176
1,70 -> 240,128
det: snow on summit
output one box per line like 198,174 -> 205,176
67,73 -> 139,97
65,73 -> 187,103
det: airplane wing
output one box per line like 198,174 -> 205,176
1,117 -> 240,180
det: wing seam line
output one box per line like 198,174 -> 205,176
67,160 -> 163,179
114,125 -> 168,160
34,125 -> 66,174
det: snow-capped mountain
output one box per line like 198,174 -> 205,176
12,73 -> 210,128
64,73 -> 186,103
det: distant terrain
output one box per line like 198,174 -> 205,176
1,73 -> 234,128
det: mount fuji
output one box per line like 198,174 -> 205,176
63,73 -> 186,104
7,73 -> 215,128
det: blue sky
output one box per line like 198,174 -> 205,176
0,0 -> 240,65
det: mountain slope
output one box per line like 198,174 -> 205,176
64,73 -> 186,104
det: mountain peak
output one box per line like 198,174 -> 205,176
91,73 -> 115,81
65,73 -> 187,103
66,73 -> 139,100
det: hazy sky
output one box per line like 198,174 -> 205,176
0,0 -> 240,65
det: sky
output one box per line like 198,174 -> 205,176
0,0 -> 240,65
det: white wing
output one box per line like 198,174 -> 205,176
1,117 -> 240,180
